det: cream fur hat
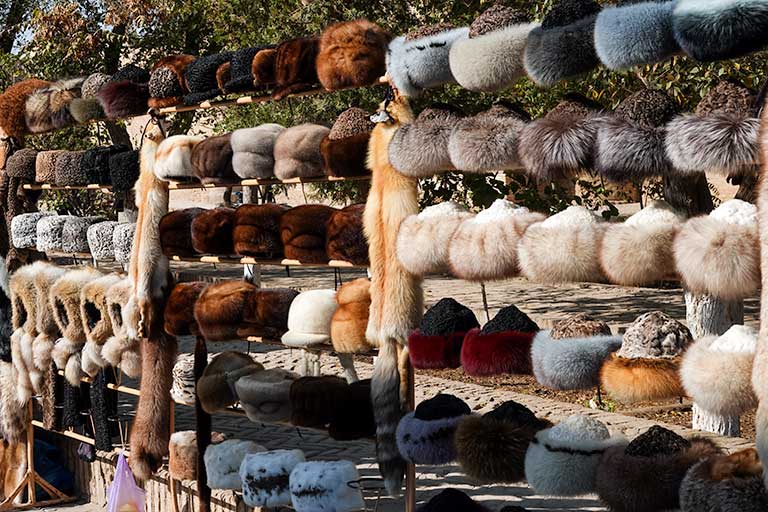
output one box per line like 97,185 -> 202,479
154,135 -> 204,181
281,289 -> 338,347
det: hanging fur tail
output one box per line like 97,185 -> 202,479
756,100 -> 768,488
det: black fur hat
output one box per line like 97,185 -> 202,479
417,489 -> 490,512
225,45 -> 274,93
80,145 -> 130,185
184,52 -> 234,105
108,149 -> 140,193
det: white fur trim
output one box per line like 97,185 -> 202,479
625,201 -> 685,227
541,205 -> 603,228
205,439 -> 265,490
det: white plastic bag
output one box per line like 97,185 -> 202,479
107,453 -> 146,512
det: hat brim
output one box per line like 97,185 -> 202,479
407,330 -> 465,369
281,332 -> 330,347
518,224 -> 606,284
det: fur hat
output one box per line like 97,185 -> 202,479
36,215 -> 75,252
80,273 -> 122,377
518,206 -> 606,284
672,0 -> 768,62
171,353 -> 201,406
194,281 -> 297,342
448,103 -> 530,172
455,400 -> 551,483
449,7 -> 539,92
595,427 -> 722,512
80,145 -> 130,185
231,124 -> 285,179
6,148 -> 38,181
320,108 -> 373,177
279,204 -> 336,263
289,460 -> 364,512
673,199 -> 759,300
197,351 -> 264,414
449,200 -> 545,282
518,95 -> 604,180
386,25 -> 470,97
102,278 -> 140,378
525,415 -> 627,496
190,207 -> 235,255
31,262 -> 67,383
281,289 -> 337,347
0,361 -> 29,442
330,278 -> 372,354
86,221 -> 118,260
25,77 -> 83,133
595,1 -> 678,70
159,207 -> 205,257
10,264 -> 39,396
317,20 -> 390,90
389,106 -> 463,177
53,151 -> 87,186
191,133 -> 236,185
224,46 -> 272,93
408,298 -> 479,369
154,135 -> 204,182
600,201 -> 684,286
550,313 -> 611,339
11,212 -> 52,249
183,52 -> 233,105
273,37 -> 320,100
328,379 -> 376,440
600,311 -> 691,403
97,79 -> 150,119
0,79 -> 50,137
461,324 -> 536,377
62,216 -> 104,253
531,330 -> 622,390
148,55 -> 196,109
164,281 -> 207,337
679,448 -> 768,512
235,368 -> 297,423
169,430 -> 227,481
233,203 -> 289,257
69,72 -> 110,122
325,204 -> 367,265
681,324 -> 758,417
240,449 -> 306,508
204,438 -> 265,490
289,375 -> 348,427
112,222 -> 135,264
396,394 -> 470,464
252,48 -> 278,89
108,149 -> 140,193
273,124 -> 330,180
523,0 -> 602,86
35,150 -> 64,183
417,489 -> 490,512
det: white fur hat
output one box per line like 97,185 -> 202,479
86,221 -> 118,260
62,216 -> 104,254
154,135 -> 204,181
289,460 -> 365,512
11,212 -> 52,249
31,262 -> 67,379
37,215 -> 75,253
205,439 -> 265,490
113,222 -> 135,264
281,289 -> 338,347
239,449 -> 305,508
231,124 -> 285,179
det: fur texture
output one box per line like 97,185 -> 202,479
86,221 -> 118,260
109,149 -> 140,193
396,412 -> 465,465
328,378 -> 376,440
191,133 -> 237,185
112,222 -> 135,264
168,430 -> 198,480
531,330 -> 622,390
205,439 -> 265,490
272,37 -> 320,100
317,20 -> 390,90
190,207 -> 235,255
595,116 -> 671,181
320,131 -> 371,178
325,203 -> 368,265
80,274 -> 122,377
148,55 -> 196,109
289,460 -> 364,512
102,278 -> 141,378
159,208 -> 205,257
231,124 -> 284,179
25,77 -> 83,133
154,135 -> 204,182
600,223 -> 679,286
461,328 -> 534,376
240,449 -> 305,508
97,80 -> 150,119
0,79 -> 50,138
279,204 -> 335,263
600,354 -> 684,403
32,262 -> 67,374
273,124 -> 330,180
289,375 -> 347,427
164,281 -> 207,337
0,361 -> 27,442
223,46 -> 263,93
233,203 -> 288,257
281,289 -> 337,347
35,150 -> 63,184
252,48 -> 278,88
388,107 -> 461,177
197,351 -> 263,413
5,148 -> 37,181
53,151 -> 87,186
183,52 -> 232,105
330,278 -> 372,354
756,97 -> 768,489
407,330 -> 465,370
235,368 -> 296,423
61,216 -> 103,254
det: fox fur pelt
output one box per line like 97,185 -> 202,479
600,354 -> 684,403
364,91 -> 422,496
595,117 -> 671,182
316,20 -> 390,91
80,274 -> 122,377
9,264 -> 38,401
0,79 -> 50,138
25,77 -> 83,134
31,262 -> 66,379
330,278 -> 372,354
0,361 -> 27,443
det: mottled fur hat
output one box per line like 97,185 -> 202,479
86,221 -> 119,260
233,203 -> 289,257
396,394 -> 471,464
164,281 -> 207,337
317,20 -> 390,91
69,72 -> 110,123
183,52 -> 233,105
550,313 -> 611,339
204,439 -> 265,490
0,79 -> 50,138
320,108 -> 373,177
235,368 -> 297,423
154,135 -> 204,182
159,207 -> 205,257
240,449 -> 305,508
191,133 -> 237,185
191,206 -> 235,255
289,460 -> 364,512
231,124 -> 285,179
6,148 -> 38,181
148,55 -> 197,109
36,215 -> 75,252
273,123 -> 330,180
325,204 -> 367,265
11,212 -> 52,249
62,216 -> 104,254
25,77 -> 83,133
197,351 -> 264,413
272,37 -> 320,100
279,204 -> 336,263
35,150 -> 64,183
389,106 -> 463,177
112,222 -> 135,264
330,278 -> 372,354
408,298 -> 479,370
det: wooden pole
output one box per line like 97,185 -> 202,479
404,354 -> 416,512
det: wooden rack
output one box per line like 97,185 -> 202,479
169,255 -> 365,269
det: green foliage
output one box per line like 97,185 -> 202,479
38,190 -> 115,218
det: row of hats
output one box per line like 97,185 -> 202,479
166,278 -> 373,353
9,263 -> 140,397
11,212 -> 135,262
390,83 -> 761,182
5,145 -> 139,190
389,0 -> 768,95
160,203 -> 367,266
398,199 -> 759,301
168,436 -> 366,511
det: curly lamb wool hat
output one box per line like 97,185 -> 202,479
0,78 -> 50,138
6,148 -> 38,181
191,207 -> 235,255
154,135 -> 204,182
525,415 -> 627,496
62,216 -> 104,253
159,207 -> 205,257
11,212 -> 52,249
54,150 -> 87,186
108,149 -> 140,193
112,222 -> 135,264
595,1 -> 678,71
523,0 -> 602,87
35,150 -> 64,183
197,351 -> 264,413
409,298 -> 479,370
289,460 -> 365,512
281,289 -> 337,347
80,273 -> 123,377
674,199 -> 759,300
600,311 -> 691,403
325,204 -> 367,265
550,313 -> 611,339
272,37 -> 320,100
320,108 -> 373,177
183,52 -> 233,106
37,215 -> 76,252
386,24 -> 469,97
317,20 -> 390,91
389,106 -> 463,178
240,449 -> 306,508
273,123 -> 330,180
205,439 -> 265,490
80,144 -> 130,185
230,124 -> 285,179
25,77 -> 83,133
448,200 -> 545,282
289,375 -> 348,427
102,278 -> 140,378
148,55 -> 197,109
86,221 -> 118,260
330,278 -> 373,354
224,45 -> 274,93
600,200 -> 685,286
233,203 -> 289,257
396,394 -> 471,465
279,204 -> 336,263
235,368 -> 298,423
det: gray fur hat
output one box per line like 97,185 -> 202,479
386,24 -> 469,97
235,368 -> 298,423
523,0 -> 602,87
36,150 -> 65,183
112,222 -> 135,264
54,151 -> 87,186
273,124 -> 330,180
6,148 -> 38,181
62,216 -> 104,254
87,221 -> 119,260
37,215 -> 76,252
231,123 -> 285,179
389,106 -> 463,178
595,1 -> 678,71
11,212 -> 52,249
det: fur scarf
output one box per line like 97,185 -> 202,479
0,79 -> 50,138
273,124 -> 330,180
0,361 -> 27,443
330,278 -> 372,354
9,264 -> 38,400
279,204 -> 335,263
272,37 -> 320,100
31,262 -> 66,379
102,278 -> 141,379
388,106 -> 462,178
233,203 -> 288,258
316,20 -> 390,91
600,354 -> 684,404
80,273 -> 122,377
25,77 -> 83,134
190,207 -> 235,255
325,204 -> 367,265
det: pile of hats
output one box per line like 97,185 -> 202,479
159,202 -> 367,265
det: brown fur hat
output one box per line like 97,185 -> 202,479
328,379 -> 376,440
233,203 -> 289,257
331,278 -> 372,354
320,107 -> 373,177
317,20 -> 390,91
273,37 -> 320,100
148,55 -> 197,109
325,204 -> 368,265
194,281 -> 298,342
25,77 -> 83,133
280,204 -> 336,263
191,133 -> 237,185
0,79 -> 50,138
289,375 -> 348,427
215,62 -> 231,93
164,281 -> 208,337
159,208 -> 205,257
550,313 -> 611,339
36,150 -> 65,183
197,351 -> 264,413
273,123 -> 331,180
252,48 -> 278,88
600,355 -> 684,404
191,207 -> 235,255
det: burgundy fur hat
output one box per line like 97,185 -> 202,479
191,207 -> 235,255
409,298 -> 480,369
279,204 -> 337,263
233,203 -> 289,257
320,107 -> 373,177
325,204 -> 368,265
252,48 -> 278,89
289,375 -> 348,427
273,37 -> 320,100
165,281 -> 208,336
0,79 -> 50,138
317,20 -> 390,91
148,55 -> 197,109
98,80 -> 150,119
159,208 -> 205,257
191,133 -> 237,185
328,379 -> 375,440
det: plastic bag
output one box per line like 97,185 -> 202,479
107,453 -> 146,512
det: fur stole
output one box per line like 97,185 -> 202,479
600,354 -> 684,403
316,20 -> 390,91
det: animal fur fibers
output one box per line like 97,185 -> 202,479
169,430 -> 198,480
600,223 -> 679,286
755,103 -> 768,488
0,79 -> 50,138
407,330 -> 465,369
233,203 -> 288,257
272,37 -> 320,100
31,262 -> 66,374
231,124 -> 284,179
595,437 -> 722,512
531,331 -> 622,390
190,133 -> 237,185
325,204 -> 368,265
252,48 -> 278,88
25,77 -> 83,133
190,207 -> 234,255
153,135 -> 204,181
62,216 -> 104,254
148,55 -> 196,109
387,108 -> 461,178
240,449 -> 305,508
289,460 -> 365,512
600,354 -> 684,403
665,113 -> 760,175
289,375 -> 348,427
0,361 -> 27,442
595,117 -> 671,181
395,411 -> 465,465
320,131 -> 371,178
86,221 -> 118,260
102,278 -> 141,378
80,274 -> 122,377
205,439 -> 265,490
517,223 -> 606,284
672,0 -> 768,62
159,208 -> 204,257
673,215 -> 759,300
330,278 -> 372,354
164,281 -> 207,337
316,20 -> 390,91
198,352 -> 264,414
273,124 -> 330,180
97,81 -> 150,119
279,204 -> 336,263
460,329 -> 534,376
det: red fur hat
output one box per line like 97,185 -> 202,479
159,207 -> 205,257
279,204 -> 337,263
165,281 -> 208,336
0,79 -> 50,138
325,204 -> 368,265
409,331 -> 466,369
461,328 -> 535,376
273,37 -> 320,100
191,207 -> 235,255
316,20 -> 390,91
233,203 -> 289,257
